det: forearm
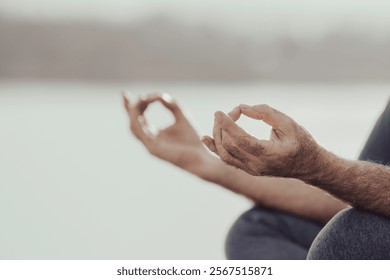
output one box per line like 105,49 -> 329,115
201,156 -> 348,224
302,149 -> 390,218
206,101 -> 390,219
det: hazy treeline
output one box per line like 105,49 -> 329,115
1,16 -> 390,82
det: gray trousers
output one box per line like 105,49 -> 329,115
226,100 -> 390,260
226,206 -> 390,260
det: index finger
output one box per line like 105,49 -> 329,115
239,104 -> 291,129
140,92 -> 185,121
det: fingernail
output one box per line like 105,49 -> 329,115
122,90 -> 137,103
121,90 -> 128,100
161,93 -> 173,103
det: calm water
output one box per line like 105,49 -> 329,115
0,81 -> 389,259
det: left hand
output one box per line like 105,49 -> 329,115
123,92 -> 217,178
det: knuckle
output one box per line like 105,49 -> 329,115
247,165 -> 260,176
219,150 -> 230,161
237,136 -> 251,148
225,143 -> 240,158
254,140 -> 266,150
243,156 -> 258,170
250,142 -> 265,157
219,150 -> 235,165
222,137 -> 244,158
221,137 -> 233,148
238,137 -> 265,157
255,104 -> 270,111
263,104 -> 272,111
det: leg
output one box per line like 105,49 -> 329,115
308,208 -> 390,259
225,206 -> 322,260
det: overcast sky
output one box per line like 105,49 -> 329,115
1,0 -> 390,39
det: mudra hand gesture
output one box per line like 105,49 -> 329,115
204,104 -> 323,180
123,92 -> 217,179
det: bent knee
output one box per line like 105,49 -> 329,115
225,206 -> 321,260
225,206 -> 286,259
308,208 -> 390,259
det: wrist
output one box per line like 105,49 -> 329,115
196,153 -> 257,197
195,153 -> 227,183
299,146 -> 344,188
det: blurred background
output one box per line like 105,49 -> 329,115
0,0 -> 389,259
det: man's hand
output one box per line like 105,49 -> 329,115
123,92 -> 216,179
204,104 -> 326,180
